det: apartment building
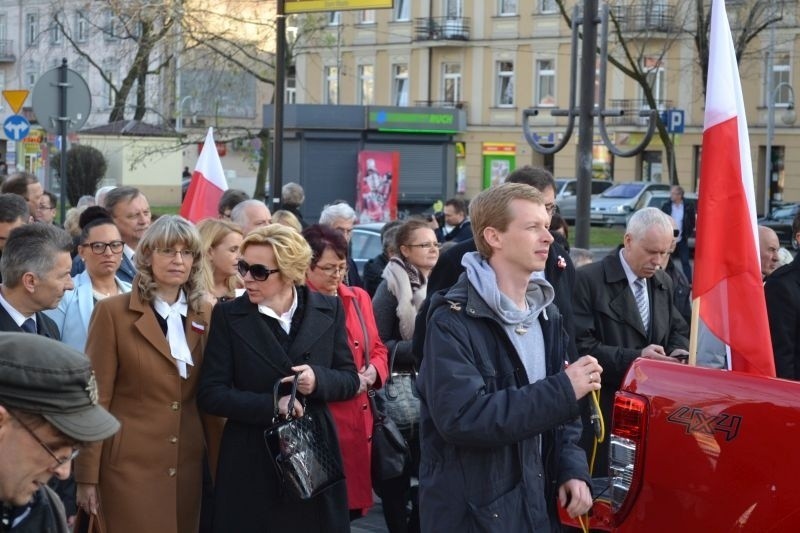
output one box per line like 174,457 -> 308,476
293,0 -> 800,215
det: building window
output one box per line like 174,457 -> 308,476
285,76 -> 296,104
496,61 -> 515,107
393,64 -> 409,107
769,53 -> 792,106
540,0 -> 557,13
358,65 -> 374,105
24,62 -> 39,91
643,57 -> 665,107
324,66 -> 338,105
104,69 -> 116,108
446,0 -> 463,18
395,0 -> 410,21
25,12 -> 38,47
536,59 -> 555,106
359,10 -> 375,24
499,0 -> 517,16
76,12 -> 89,42
104,10 -> 118,40
50,16 -> 62,45
328,12 -> 341,25
442,63 -> 462,104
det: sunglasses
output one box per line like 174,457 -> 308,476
237,259 -> 280,281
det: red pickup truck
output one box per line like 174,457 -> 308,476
570,358 -> 800,532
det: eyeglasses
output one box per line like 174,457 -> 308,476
405,242 -> 442,249
154,248 -> 196,260
82,240 -> 125,255
37,204 -> 55,211
238,259 -> 280,281
13,414 -> 79,468
545,203 -> 558,215
316,264 -> 348,277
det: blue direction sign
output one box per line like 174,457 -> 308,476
3,115 -> 30,141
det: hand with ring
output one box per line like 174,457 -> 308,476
565,355 -> 603,400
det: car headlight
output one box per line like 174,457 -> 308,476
615,204 -> 631,214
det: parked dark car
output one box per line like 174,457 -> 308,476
555,178 -> 615,222
759,203 -> 800,247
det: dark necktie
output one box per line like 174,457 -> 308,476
20,318 -> 37,334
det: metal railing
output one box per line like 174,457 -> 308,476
413,17 -> 470,42
414,99 -> 467,110
610,5 -> 676,33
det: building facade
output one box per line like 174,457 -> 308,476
293,0 -> 800,215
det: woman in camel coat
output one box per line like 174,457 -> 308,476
74,215 -> 223,533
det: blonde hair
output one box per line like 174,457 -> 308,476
271,210 -> 303,233
240,224 -> 311,285
64,206 -> 88,238
470,183 -> 544,258
135,215 -> 205,312
197,219 -> 244,296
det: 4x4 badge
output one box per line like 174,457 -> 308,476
666,406 -> 741,441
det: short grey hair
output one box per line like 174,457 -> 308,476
95,186 -> 117,206
1,224 -> 73,287
230,199 -> 268,226
104,186 -> 141,213
281,182 -> 305,206
626,207 -> 674,241
320,202 -> 356,225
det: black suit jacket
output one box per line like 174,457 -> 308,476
0,303 -> 61,339
573,249 -> 689,474
661,200 -> 696,240
765,257 -> 800,379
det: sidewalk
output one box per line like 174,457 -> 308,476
350,500 -> 388,533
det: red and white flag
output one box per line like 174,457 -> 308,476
693,0 -> 775,376
180,127 -> 228,223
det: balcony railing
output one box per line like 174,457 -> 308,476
414,100 -> 467,110
0,40 -> 15,63
608,99 -> 672,126
610,5 -> 676,33
413,17 -> 470,42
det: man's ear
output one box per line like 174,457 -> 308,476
21,272 -> 37,294
0,405 -> 11,429
483,226 -> 501,250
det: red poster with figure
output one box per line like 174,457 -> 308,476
356,151 -> 399,223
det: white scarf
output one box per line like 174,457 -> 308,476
153,292 -> 193,379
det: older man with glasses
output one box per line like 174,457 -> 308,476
0,333 -> 119,533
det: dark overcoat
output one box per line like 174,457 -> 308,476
573,250 -> 688,474
765,257 -> 800,379
197,287 -> 360,533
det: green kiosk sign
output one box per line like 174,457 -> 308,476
367,107 -> 460,134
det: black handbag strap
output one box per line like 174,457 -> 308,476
273,373 -> 300,421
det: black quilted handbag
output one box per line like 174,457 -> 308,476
264,374 -> 344,500
375,345 -> 421,439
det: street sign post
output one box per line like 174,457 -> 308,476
660,109 -> 685,134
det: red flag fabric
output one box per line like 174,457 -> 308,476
180,127 -> 228,223
694,0 -> 775,376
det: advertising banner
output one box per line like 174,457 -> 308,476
356,151 -> 399,223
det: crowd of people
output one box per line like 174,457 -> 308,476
2,164 -> 799,533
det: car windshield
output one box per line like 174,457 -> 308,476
771,205 -> 798,219
555,179 -> 569,194
601,183 -> 645,199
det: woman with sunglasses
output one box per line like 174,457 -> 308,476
44,207 -> 131,352
198,224 -> 359,533
74,215 -> 223,533
302,224 -> 389,520
371,217 -> 440,533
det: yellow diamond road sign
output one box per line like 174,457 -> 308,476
3,90 -> 29,115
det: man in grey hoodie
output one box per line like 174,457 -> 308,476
417,182 -> 602,532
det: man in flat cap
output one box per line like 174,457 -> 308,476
0,333 -> 119,533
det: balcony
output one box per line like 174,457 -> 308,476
413,17 -> 470,42
607,99 -> 672,126
0,40 -> 15,63
610,5 -> 676,33
414,100 -> 467,111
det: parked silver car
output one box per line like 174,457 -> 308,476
589,181 -> 671,226
350,222 -> 385,276
555,178 -> 615,222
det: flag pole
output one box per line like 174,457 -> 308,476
688,296 -> 700,366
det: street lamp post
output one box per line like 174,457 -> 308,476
764,81 -> 796,215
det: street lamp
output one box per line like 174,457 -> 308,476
764,81 -> 796,214
176,95 -> 194,133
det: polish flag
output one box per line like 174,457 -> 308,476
180,127 -> 228,223
693,0 -> 775,376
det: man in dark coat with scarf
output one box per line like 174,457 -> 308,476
418,183 -> 602,532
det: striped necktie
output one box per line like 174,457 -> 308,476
634,278 -> 649,331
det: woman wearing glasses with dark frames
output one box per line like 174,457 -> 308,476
198,224 -> 360,533
303,224 -> 390,521
371,217 -> 440,533
74,215 -> 223,533
44,210 -> 132,352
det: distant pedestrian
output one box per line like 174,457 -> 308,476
661,185 -> 695,282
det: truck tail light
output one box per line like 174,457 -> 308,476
609,391 -> 648,518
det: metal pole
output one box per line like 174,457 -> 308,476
764,16 -> 775,216
574,0 -> 598,250
271,0 -> 286,208
58,58 -> 68,224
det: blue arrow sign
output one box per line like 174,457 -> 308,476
4,115 -> 30,141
